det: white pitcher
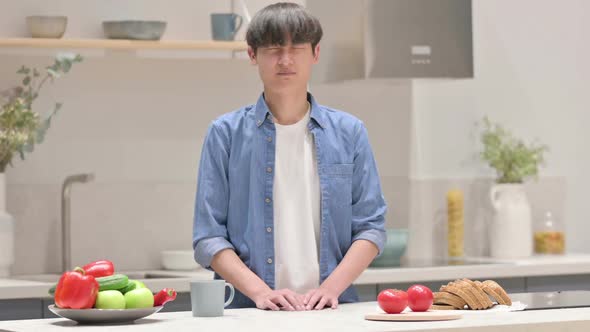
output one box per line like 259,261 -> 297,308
0,173 -> 14,277
489,183 -> 533,258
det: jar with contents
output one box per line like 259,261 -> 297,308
534,211 -> 565,254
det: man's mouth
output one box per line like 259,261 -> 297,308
277,72 -> 296,76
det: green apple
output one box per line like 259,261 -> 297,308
95,290 -> 125,309
125,288 -> 154,309
131,280 -> 147,289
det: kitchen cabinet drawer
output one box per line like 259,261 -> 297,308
159,292 -> 191,312
355,284 -> 377,302
526,274 -> 590,292
0,299 -> 43,320
41,298 -> 59,318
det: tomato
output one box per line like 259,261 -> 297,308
377,289 -> 408,314
407,284 -> 433,312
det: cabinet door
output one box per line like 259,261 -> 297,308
356,284 -> 378,302
0,299 -> 42,320
377,277 -> 526,294
526,274 -> 590,292
159,292 -> 191,312
41,298 -> 60,318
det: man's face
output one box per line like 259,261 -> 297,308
248,39 -> 320,92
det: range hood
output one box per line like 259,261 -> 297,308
307,0 -> 473,82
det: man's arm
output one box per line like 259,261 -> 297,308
211,249 -> 305,311
304,240 -> 378,309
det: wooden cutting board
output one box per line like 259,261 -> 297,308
365,311 -> 462,321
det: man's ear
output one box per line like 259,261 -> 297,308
312,44 -> 320,64
247,46 -> 257,65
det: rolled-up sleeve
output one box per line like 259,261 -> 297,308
351,122 -> 387,255
193,122 -> 235,268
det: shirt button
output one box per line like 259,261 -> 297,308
265,197 -> 271,203
267,258 -> 273,264
266,136 -> 272,142
266,227 -> 272,233
266,167 -> 273,173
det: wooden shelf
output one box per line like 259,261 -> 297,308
0,38 -> 248,51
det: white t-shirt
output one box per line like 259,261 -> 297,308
272,104 -> 321,293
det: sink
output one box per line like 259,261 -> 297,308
12,272 -> 186,283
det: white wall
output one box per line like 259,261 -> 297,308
4,0 -> 585,276
411,0 -> 590,253
1,0 -> 409,274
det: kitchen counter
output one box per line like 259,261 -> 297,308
357,253 -> 590,284
2,254 -> 590,300
0,301 -> 588,332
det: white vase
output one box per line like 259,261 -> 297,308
489,183 -> 533,259
0,173 -> 15,277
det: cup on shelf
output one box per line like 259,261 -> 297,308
210,13 -> 243,41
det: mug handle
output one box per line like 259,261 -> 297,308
233,14 -> 243,36
224,282 -> 235,307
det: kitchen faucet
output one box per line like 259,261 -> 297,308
61,173 -> 94,272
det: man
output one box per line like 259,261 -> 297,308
193,2 -> 386,311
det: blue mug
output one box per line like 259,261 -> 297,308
369,228 -> 409,267
211,13 -> 243,41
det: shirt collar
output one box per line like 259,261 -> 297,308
254,92 -> 326,129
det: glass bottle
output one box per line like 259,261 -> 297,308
534,211 -> 565,254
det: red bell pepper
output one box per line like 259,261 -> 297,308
82,260 -> 114,278
54,267 -> 99,309
154,288 -> 177,306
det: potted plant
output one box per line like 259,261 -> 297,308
0,53 -> 82,277
479,117 -> 548,259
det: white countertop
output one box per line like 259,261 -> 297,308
2,254 -> 590,300
356,253 -> 590,284
0,301 -> 588,332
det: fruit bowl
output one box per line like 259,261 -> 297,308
48,305 -> 163,324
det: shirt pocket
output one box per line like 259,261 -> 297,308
323,163 -> 354,178
322,163 -> 354,211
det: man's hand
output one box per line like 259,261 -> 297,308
253,289 -> 306,311
303,286 -> 339,310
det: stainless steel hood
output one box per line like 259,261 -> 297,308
307,0 -> 473,82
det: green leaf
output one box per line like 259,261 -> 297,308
478,117 -> 548,183
47,68 -> 60,79
2,53 -> 82,168
53,102 -> 63,115
62,60 -> 72,73
16,66 -> 29,74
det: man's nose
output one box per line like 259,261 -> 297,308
278,51 -> 294,65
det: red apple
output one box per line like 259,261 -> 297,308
407,284 -> 433,312
377,289 -> 408,314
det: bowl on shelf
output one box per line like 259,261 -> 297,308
369,228 -> 409,268
161,250 -> 202,271
102,20 -> 167,40
26,16 -> 68,38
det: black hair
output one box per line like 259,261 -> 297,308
246,2 -> 323,55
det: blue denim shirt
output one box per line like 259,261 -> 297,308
193,93 -> 387,308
